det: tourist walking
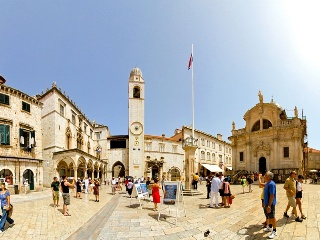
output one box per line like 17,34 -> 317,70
127,179 -> 134,197
241,176 -> 247,194
210,174 -> 221,208
295,175 -> 306,219
206,176 -> 211,199
152,178 -> 161,211
93,179 -> 100,202
51,177 -> 60,207
247,174 -> 253,193
263,171 -> 277,239
283,171 -> 303,222
193,173 -> 199,190
76,178 -> 82,199
222,178 -> 231,208
60,176 -> 75,216
0,182 -> 14,233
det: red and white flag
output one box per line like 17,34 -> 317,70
188,54 -> 193,70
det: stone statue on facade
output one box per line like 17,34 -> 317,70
258,90 -> 263,103
294,106 -> 298,118
232,121 -> 236,130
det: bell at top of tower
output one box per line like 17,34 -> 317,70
130,67 -> 143,78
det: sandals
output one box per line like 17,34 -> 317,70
64,212 -> 71,216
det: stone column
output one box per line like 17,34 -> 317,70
74,167 -> 78,180
183,145 -> 197,190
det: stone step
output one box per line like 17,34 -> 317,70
182,189 -> 203,196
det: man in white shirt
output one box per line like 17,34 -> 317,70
210,173 -> 221,208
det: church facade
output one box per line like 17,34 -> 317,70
228,91 -> 307,175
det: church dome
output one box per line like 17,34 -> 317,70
130,67 -> 143,78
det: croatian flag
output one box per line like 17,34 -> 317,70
188,54 -> 193,70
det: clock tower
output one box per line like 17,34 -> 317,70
128,67 -> 145,177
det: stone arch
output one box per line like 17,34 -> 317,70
56,157 -> 76,178
77,157 -> 86,179
93,161 -> 99,178
87,159 -> 94,179
252,120 -> 260,132
23,169 -> 35,190
0,168 -> 14,185
168,167 -> 181,181
112,161 -> 125,178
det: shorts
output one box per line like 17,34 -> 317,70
62,193 -> 70,205
52,191 -> 59,201
264,205 -> 275,219
295,191 -> 302,199
287,196 -> 296,207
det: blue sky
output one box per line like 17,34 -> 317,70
1,1 -> 320,148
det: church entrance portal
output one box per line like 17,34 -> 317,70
152,166 -> 159,180
259,157 -> 267,174
112,161 -> 125,178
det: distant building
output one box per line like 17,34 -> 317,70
0,79 -> 43,192
305,147 -> 320,171
228,91 -> 307,174
172,126 -> 232,176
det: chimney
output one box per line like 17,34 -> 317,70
217,134 -> 222,140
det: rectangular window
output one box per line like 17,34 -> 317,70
0,124 -> 10,145
0,94 -> 9,105
95,132 -> 101,140
60,104 -> 65,116
284,147 -> 289,158
212,142 -> 215,149
22,101 -> 30,112
159,144 -> 165,152
72,114 -> 76,124
219,145 -> 222,151
172,145 -> 177,153
145,143 -> 151,151
84,123 -> 87,134
20,128 -> 36,149
207,141 -> 210,147
90,129 -> 93,138
240,152 -> 244,162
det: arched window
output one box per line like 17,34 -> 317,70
263,119 -> 272,129
252,120 -> 260,132
201,151 -> 205,160
212,153 -> 215,162
133,86 -> 140,98
207,152 -> 210,160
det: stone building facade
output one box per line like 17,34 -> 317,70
37,83 -> 108,187
0,80 -> 43,192
305,147 -> 320,171
228,91 -> 307,174
171,126 -> 232,176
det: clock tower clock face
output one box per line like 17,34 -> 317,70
130,122 -> 143,135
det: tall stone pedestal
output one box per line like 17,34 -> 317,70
183,145 -> 197,190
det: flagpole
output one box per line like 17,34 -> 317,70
191,44 -> 194,140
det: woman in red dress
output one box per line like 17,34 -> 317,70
152,178 -> 161,211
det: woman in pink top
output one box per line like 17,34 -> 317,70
223,178 -> 231,208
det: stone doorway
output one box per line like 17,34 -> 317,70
259,157 -> 267,174
152,166 -> 159,180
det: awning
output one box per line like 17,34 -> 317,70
201,164 -> 224,173
226,166 -> 233,170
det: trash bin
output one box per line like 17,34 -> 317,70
14,184 -> 19,194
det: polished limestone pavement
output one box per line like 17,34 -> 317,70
1,181 -> 320,240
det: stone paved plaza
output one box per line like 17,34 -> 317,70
1,182 -> 320,240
